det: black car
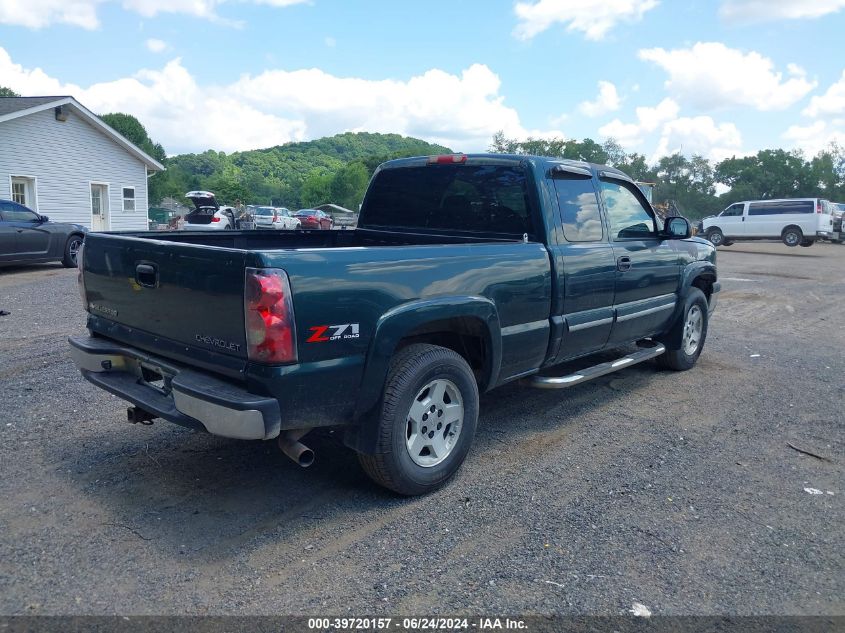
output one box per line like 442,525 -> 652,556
0,199 -> 87,267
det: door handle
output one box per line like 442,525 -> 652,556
135,263 -> 158,288
616,256 -> 632,272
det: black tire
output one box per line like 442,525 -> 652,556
722,240 -> 734,246
799,239 -> 814,248
657,288 -> 709,371
782,226 -> 803,247
358,344 -> 479,496
705,228 -> 724,246
61,234 -> 84,268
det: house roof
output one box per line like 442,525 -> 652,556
0,96 -> 66,117
0,96 -> 165,171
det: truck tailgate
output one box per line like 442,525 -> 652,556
82,233 -> 250,360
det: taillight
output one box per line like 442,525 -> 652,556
77,243 -> 87,309
428,154 -> 468,164
211,216 -> 221,222
817,201 -> 822,214
244,268 -> 297,364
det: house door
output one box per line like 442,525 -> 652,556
91,184 -> 109,231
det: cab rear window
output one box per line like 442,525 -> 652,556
361,165 -> 534,236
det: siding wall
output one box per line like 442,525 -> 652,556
0,108 -> 150,230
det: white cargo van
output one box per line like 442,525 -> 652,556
701,198 -> 834,247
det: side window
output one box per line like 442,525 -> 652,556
1,205 -> 39,222
722,204 -> 744,217
600,179 -> 656,240
122,187 -> 136,212
552,174 -> 603,242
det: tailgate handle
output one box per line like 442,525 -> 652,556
135,263 -> 158,288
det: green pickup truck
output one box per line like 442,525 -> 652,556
69,154 -> 719,495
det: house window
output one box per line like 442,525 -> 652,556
123,187 -> 135,211
11,177 -> 36,209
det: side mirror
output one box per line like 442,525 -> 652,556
662,216 -> 691,239
39,215 -> 50,223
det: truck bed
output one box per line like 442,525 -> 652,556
80,227 -> 553,429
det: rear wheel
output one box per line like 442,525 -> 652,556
799,239 -> 814,247
722,240 -> 734,246
657,288 -> 708,371
705,228 -> 724,246
61,234 -> 83,268
358,344 -> 479,495
782,226 -> 803,247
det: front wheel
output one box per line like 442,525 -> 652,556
358,344 -> 479,495
657,288 -> 709,371
62,234 -> 83,268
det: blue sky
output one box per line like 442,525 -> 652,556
2,0 -> 844,160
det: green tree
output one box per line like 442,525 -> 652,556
100,112 -> 166,163
330,161 -> 370,210
0,86 -> 20,97
300,171 -> 334,208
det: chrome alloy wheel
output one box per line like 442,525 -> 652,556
68,237 -> 83,266
405,379 -> 464,468
683,304 -> 704,356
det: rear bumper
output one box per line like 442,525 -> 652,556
68,334 -> 281,440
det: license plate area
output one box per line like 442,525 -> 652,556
138,362 -> 174,396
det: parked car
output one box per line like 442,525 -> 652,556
183,191 -> 236,230
293,209 -> 333,229
254,207 -> 301,230
0,199 -> 86,267
701,198 -> 834,247
70,153 -> 720,495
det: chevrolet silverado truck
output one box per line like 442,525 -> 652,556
69,154 -> 720,495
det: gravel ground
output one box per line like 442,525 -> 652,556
0,242 -> 842,617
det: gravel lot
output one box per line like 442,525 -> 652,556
0,242 -> 842,617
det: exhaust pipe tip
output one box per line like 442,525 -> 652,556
278,430 -> 314,468
297,448 -> 315,468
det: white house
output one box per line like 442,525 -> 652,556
0,96 -> 165,231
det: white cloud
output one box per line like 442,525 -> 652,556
803,70 -> 845,118
0,0 -> 308,28
653,116 -> 743,162
578,81 -> 621,117
598,98 -> 679,146
0,47 -> 557,154
639,42 -> 816,111
513,0 -> 658,40
0,0 -> 103,29
145,38 -> 167,53
324,36 -> 336,48
783,120 -> 845,156
720,0 -> 845,23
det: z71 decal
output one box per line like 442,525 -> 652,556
306,323 -> 360,343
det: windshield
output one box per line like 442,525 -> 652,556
255,208 -> 274,216
361,164 -> 534,235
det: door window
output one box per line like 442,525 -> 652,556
92,187 -> 103,216
552,174 -> 603,242
721,204 -> 744,217
0,202 -> 39,222
600,180 -> 656,240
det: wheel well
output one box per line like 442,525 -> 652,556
396,317 -> 490,389
691,274 -> 715,302
781,224 -> 802,236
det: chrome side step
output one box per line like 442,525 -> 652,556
527,343 -> 666,389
